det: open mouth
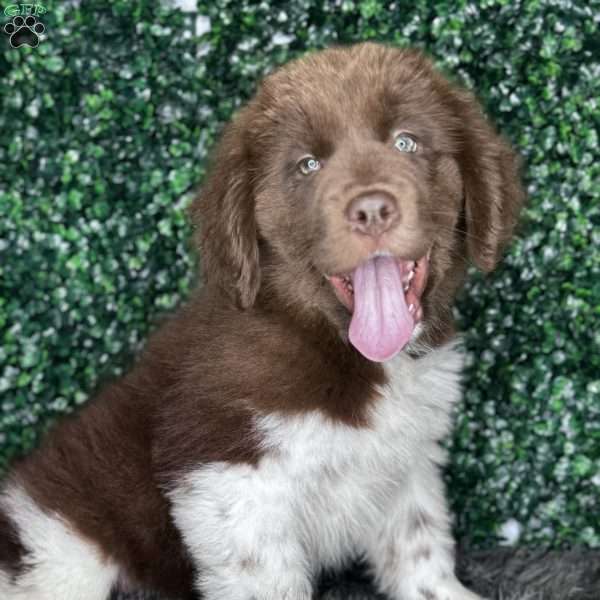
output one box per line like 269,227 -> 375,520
326,253 -> 430,362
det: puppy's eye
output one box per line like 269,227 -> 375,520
298,155 -> 322,175
393,133 -> 418,153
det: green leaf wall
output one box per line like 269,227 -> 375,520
1,0 -> 598,548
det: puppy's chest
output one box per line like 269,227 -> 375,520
260,377 -> 438,512
170,347 -> 462,564
263,348 -> 460,481
252,350 -> 461,540
258,401 -> 413,537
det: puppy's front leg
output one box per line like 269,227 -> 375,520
167,464 -> 313,600
364,455 -> 486,600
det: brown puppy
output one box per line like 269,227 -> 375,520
0,43 -> 523,600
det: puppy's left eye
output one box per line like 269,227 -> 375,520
298,156 -> 322,175
393,133 -> 418,153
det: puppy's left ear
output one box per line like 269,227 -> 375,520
452,89 -> 526,272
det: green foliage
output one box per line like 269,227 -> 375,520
0,0 -> 598,548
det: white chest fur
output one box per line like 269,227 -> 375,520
168,344 -> 464,598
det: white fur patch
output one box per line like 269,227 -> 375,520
169,343 -> 484,599
0,483 -> 118,600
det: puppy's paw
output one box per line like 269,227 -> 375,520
251,588 -> 311,600
201,571 -> 312,600
413,578 -> 487,600
250,579 -> 312,600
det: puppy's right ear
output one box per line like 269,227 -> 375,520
189,108 -> 260,309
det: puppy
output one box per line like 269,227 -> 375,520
0,42 -> 524,600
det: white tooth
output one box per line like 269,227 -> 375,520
404,284 -> 409,291
408,270 -> 414,281
409,303 -> 415,313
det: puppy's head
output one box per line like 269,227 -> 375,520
192,43 -> 524,361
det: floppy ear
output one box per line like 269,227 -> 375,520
189,109 -> 260,308
452,89 -> 525,272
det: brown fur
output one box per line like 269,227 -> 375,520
1,42 -> 524,596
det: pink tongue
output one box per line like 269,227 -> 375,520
349,256 -> 414,362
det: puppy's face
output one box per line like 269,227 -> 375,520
196,44 -> 524,361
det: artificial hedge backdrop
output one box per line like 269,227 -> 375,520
0,0 -> 598,549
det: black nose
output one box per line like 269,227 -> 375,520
345,192 -> 399,236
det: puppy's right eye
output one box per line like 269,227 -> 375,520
297,156 -> 322,175
393,132 -> 418,153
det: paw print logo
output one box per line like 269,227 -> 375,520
4,15 -> 45,48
